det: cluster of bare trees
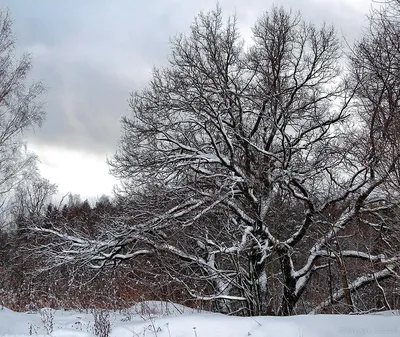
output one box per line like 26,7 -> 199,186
1,194 -> 144,310
17,1 -> 400,315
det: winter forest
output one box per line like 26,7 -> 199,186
2,0 -> 400,320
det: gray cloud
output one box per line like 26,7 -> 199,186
29,60 -> 131,153
3,0 -> 372,156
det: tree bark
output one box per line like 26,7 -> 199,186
278,252 -> 297,316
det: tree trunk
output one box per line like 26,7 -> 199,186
247,240 -> 267,315
336,255 -> 354,312
278,252 -> 297,316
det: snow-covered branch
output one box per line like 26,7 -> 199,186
310,266 -> 397,314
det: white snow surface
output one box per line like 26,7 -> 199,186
0,301 -> 399,337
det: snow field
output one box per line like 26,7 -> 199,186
0,301 -> 399,337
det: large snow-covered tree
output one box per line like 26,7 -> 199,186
33,5 -> 400,315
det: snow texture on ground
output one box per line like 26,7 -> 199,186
0,301 -> 399,337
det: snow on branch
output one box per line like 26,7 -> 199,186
310,266 -> 397,314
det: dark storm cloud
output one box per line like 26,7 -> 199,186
3,0 -> 371,155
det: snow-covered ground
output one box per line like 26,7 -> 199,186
0,301 -> 399,337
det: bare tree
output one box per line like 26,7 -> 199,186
12,172 -> 57,221
0,10 -> 45,222
0,9 -> 49,311
32,5 -> 400,315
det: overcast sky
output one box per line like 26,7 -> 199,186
1,0 -> 373,200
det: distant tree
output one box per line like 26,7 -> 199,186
94,195 -> 113,213
67,193 -> 82,208
12,172 -> 57,222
